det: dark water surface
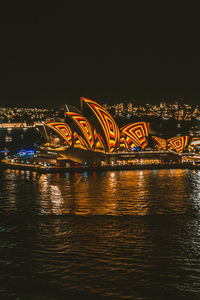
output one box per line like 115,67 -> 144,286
1,169 -> 200,299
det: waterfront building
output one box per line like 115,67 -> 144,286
35,98 -> 190,166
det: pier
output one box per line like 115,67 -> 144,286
0,122 -> 40,129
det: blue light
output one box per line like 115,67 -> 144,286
0,148 -> 9,154
16,149 -> 36,157
131,147 -> 141,151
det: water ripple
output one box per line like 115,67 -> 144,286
1,169 -> 200,299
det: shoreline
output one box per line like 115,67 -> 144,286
1,161 -> 200,173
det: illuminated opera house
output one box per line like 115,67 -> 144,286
37,97 -> 193,166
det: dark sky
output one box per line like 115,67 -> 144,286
0,3 -> 200,107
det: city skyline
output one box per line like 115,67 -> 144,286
1,98 -> 200,122
0,96 -> 200,108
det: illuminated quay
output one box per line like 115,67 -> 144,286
1,97 -> 200,172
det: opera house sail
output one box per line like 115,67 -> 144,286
120,122 -> 150,149
81,97 -> 120,152
167,136 -> 189,153
152,136 -> 168,151
65,111 -> 94,151
44,121 -> 73,146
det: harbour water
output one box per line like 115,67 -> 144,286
1,168 -> 200,299
1,127 -> 200,299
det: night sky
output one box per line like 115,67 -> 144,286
0,3 -> 200,107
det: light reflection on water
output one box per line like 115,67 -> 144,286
0,168 -> 197,216
1,169 -> 200,299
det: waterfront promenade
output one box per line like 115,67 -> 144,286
0,122 -> 40,129
1,159 -> 200,173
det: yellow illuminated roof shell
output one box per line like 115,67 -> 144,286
73,133 -> 88,150
119,134 -> 130,149
152,136 -> 167,150
93,128 -> 105,152
81,97 -> 120,152
44,121 -> 72,146
65,112 -> 94,151
44,121 -> 87,150
167,136 -> 189,153
120,122 -> 150,149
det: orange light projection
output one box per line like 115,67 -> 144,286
119,134 -> 129,149
120,133 -> 138,149
73,133 -> 88,150
66,112 -> 94,151
152,136 -> 167,150
81,97 -> 120,152
167,136 -> 189,153
120,122 -> 150,149
93,129 -> 105,152
44,121 -> 72,146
